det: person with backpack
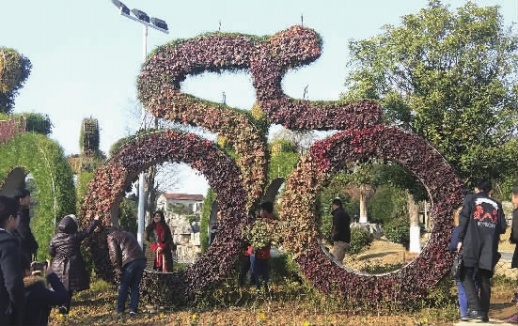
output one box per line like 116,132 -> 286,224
457,180 -> 507,322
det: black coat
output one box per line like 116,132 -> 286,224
0,230 -> 24,326
15,207 -> 38,261
458,192 -> 506,272
331,207 -> 351,244
510,209 -> 518,268
49,217 -> 99,291
23,273 -> 68,326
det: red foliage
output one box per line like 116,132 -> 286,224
281,126 -> 463,304
81,130 -> 247,305
0,118 -> 25,143
82,25 -> 463,306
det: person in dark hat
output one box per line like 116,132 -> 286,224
13,189 -> 38,262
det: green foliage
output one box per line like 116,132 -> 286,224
243,219 -> 273,249
76,171 -> 93,213
12,112 -> 52,135
200,188 -> 215,252
383,217 -> 410,248
348,228 -> 374,255
268,253 -> 303,284
368,185 -> 407,224
0,48 -> 32,113
119,197 -> 137,235
0,133 -> 75,259
343,0 -> 518,185
359,261 -> 404,274
267,151 -> 299,181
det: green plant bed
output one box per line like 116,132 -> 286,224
383,218 -> 410,249
349,228 -> 374,255
0,133 -> 75,259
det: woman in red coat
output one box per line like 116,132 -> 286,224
145,210 -> 175,272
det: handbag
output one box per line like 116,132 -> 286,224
451,253 -> 463,279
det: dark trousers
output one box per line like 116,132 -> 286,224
253,257 -> 269,290
238,255 -> 256,287
461,267 -> 491,314
117,259 -> 146,313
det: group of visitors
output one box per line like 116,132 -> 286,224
0,189 -> 103,325
0,186 -> 177,325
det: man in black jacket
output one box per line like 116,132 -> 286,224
457,180 -> 507,322
14,189 -> 38,261
0,196 -> 25,325
330,198 -> 351,263
107,229 -> 147,317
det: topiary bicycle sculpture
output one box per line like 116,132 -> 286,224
81,25 -> 463,307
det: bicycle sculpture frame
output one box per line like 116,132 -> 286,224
81,25 -> 464,306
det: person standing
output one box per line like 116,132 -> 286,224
49,214 -> 100,315
145,210 -> 175,273
506,188 -> 518,324
457,180 -> 507,322
330,198 -> 351,263
107,229 -> 147,317
14,189 -> 38,262
0,196 -> 24,325
252,201 -> 275,294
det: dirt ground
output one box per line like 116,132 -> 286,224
343,238 -> 418,271
344,237 -> 518,324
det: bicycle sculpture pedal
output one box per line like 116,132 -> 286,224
82,25 -> 463,306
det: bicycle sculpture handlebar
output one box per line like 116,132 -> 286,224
82,25 -> 463,306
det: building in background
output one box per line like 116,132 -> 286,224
156,193 -> 204,264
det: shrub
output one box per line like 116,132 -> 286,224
269,253 -> 303,284
369,186 -> 409,223
383,217 -> 410,248
349,228 -> 374,255
359,261 -> 403,274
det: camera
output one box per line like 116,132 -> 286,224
31,261 -> 48,275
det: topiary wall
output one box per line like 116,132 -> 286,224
0,132 -> 76,259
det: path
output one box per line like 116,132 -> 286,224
346,238 -> 518,325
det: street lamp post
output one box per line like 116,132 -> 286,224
111,0 -> 169,249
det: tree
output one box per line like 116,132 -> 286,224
21,113 -> 53,136
0,48 -> 31,113
343,0 -> 518,186
122,100 -> 185,216
342,0 -> 518,252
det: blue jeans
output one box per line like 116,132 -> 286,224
117,259 -> 146,313
253,258 -> 269,290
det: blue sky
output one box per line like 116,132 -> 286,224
2,0 -> 516,194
